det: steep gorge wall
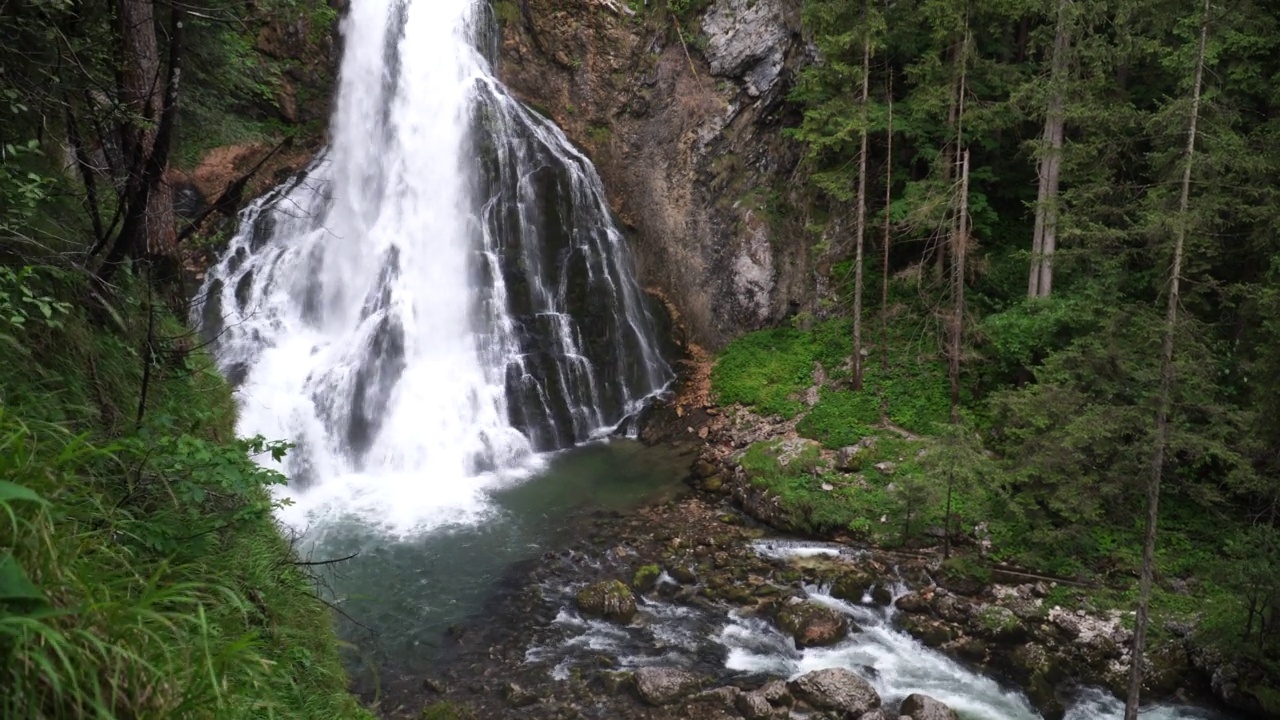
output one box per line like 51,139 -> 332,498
497,0 -> 819,352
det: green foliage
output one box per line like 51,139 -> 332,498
0,268 -> 371,719
587,123 -> 612,145
737,432 -> 1000,547
797,389 -> 879,448
711,319 -> 849,417
665,0 -> 713,20
941,555 -> 992,585
494,0 -> 522,25
977,296 -> 1088,382
0,140 -> 55,235
0,265 -> 72,333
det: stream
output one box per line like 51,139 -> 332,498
521,539 -> 1230,720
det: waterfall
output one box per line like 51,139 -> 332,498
195,0 -> 671,532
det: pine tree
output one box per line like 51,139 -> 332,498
1125,0 -> 1209,714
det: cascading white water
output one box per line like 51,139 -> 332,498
719,542 -> 1228,720
529,539 -> 1230,720
195,0 -> 670,532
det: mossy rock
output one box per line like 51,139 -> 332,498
421,701 -> 474,720
900,616 -> 955,647
777,601 -> 851,648
971,605 -> 1026,641
671,565 -> 699,585
831,572 -> 874,603
575,580 -> 637,623
633,564 -> 661,593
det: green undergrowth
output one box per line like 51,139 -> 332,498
176,0 -> 337,168
714,317 -> 1230,568
716,315 -> 1278,669
710,318 -> 851,418
739,434 -> 995,546
0,266 -> 371,719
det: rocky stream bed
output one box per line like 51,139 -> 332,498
367,481 -> 1236,720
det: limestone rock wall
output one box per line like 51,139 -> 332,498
496,0 -> 817,352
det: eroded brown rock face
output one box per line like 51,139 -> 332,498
497,0 -> 816,352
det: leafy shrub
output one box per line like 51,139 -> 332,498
0,265 -> 71,332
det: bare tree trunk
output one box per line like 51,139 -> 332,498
947,22 -> 969,425
1124,1 -> 1208,716
934,36 -> 964,283
950,148 -> 969,424
852,9 -> 871,391
943,469 -> 955,559
881,75 -> 893,379
1029,0 -> 1071,298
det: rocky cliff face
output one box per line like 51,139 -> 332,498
497,0 -> 817,352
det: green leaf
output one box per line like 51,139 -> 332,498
0,552 -> 46,603
0,479 -> 46,505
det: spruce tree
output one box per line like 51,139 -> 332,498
1125,0 -> 1209,714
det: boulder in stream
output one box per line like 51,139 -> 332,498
734,690 -> 774,719
633,666 -> 702,706
788,667 -> 880,717
899,693 -> 959,720
777,600 -> 851,648
575,580 -> 637,623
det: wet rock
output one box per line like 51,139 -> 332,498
693,458 -> 719,478
899,693 -> 959,720
900,615 -> 955,648
870,585 -> 894,606
969,604 -> 1026,642
693,686 -> 741,707
601,671 -> 633,694
758,680 -> 792,706
735,690 -> 775,719
633,666 -> 702,706
895,592 -> 930,614
834,445 -> 864,471
1145,641 -> 1190,698
575,580 -> 637,623
951,636 -> 988,661
504,682 -> 539,707
831,572 -> 873,604
992,584 -> 1043,620
856,711 -> 896,720
788,668 -> 881,717
671,565 -> 699,585
930,591 -> 972,624
777,600 -> 850,648
1005,642 -> 1065,718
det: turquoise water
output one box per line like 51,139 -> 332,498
293,439 -> 695,679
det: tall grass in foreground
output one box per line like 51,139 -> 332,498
0,266 -> 371,719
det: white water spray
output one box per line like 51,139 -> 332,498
196,0 -> 670,533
